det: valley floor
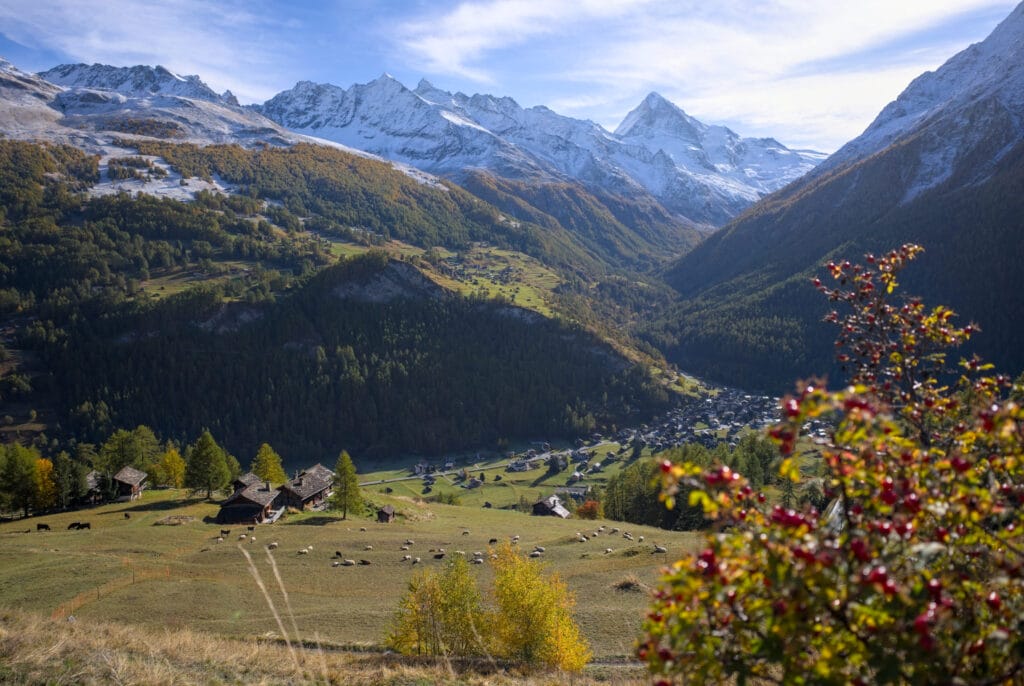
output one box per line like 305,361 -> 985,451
0,490 -> 701,681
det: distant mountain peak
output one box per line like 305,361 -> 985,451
39,62 -> 231,104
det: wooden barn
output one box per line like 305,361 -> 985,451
217,482 -> 282,524
278,463 -> 334,511
532,494 -> 571,519
113,466 -> 148,502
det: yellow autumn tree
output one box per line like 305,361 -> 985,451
491,542 -> 591,671
386,556 -> 487,657
153,446 -> 186,489
32,457 -> 57,511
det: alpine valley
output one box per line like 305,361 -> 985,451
0,0 -> 1022,467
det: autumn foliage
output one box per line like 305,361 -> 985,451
387,542 -> 590,672
639,245 -> 1023,684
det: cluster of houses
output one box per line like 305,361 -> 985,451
216,464 -> 335,524
627,388 -> 781,453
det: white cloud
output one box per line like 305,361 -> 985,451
396,0 -> 1016,150
0,0 -> 291,102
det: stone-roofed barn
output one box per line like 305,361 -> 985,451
113,465 -> 148,502
278,463 -> 334,511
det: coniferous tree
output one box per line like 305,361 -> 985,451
330,450 -> 361,519
2,444 -> 39,517
153,446 -> 186,489
251,443 -> 287,484
185,430 -> 230,498
32,458 -> 57,511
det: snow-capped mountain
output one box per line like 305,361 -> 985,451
40,63 -> 235,105
0,58 -> 297,149
820,1 -> 1024,199
257,77 -> 823,227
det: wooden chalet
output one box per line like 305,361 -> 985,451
113,466 -> 148,502
377,505 -> 396,523
217,482 -> 282,524
532,494 -> 571,519
231,472 -> 263,493
279,463 -> 334,511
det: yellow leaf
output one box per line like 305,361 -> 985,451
779,457 -> 801,482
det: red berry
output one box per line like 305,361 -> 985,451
986,591 -> 1002,610
660,459 -> 673,473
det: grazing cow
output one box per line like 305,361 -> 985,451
434,553 -> 446,559
529,550 -> 542,558
462,530 -> 470,536
404,539 -> 415,546
68,522 -> 80,530
247,525 -> 255,532
36,523 -> 50,531
124,513 -> 130,519
471,558 -> 484,564
359,527 -> 367,532
358,559 -> 372,565
402,555 -> 412,561
488,538 -> 498,545
412,557 -> 421,564
220,529 -> 231,536
483,502 -> 492,508
79,522 -> 90,530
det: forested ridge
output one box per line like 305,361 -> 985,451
649,134 -> 1024,392
53,252 -> 669,463
0,139 -> 670,466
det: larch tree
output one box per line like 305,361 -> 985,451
154,446 -> 186,489
32,457 -> 57,511
251,443 -> 287,484
330,450 -> 362,519
185,430 -> 230,499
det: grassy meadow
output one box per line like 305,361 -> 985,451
0,488 -> 700,672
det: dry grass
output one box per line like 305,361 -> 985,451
0,608 -> 647,685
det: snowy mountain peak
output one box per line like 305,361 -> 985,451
822,1 -> 1024,197
39,63 -> 230,104
615,92 -> 706,142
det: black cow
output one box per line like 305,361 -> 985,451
67,522 -> 80,530
79,522 -> 91,530
124,512 -> 130,519
36,523 -> 50,531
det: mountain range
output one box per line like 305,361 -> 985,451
257,76 -> 823,227
1,0 -> 1023,398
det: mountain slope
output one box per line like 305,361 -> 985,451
0,59 -> 294,146
657,2 -> 1024,391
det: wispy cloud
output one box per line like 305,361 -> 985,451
0,0 -> 296,102
394,0 -> 1016,150
393,0 -> 653,83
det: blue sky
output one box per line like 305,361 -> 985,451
0,0 -> 1017,151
